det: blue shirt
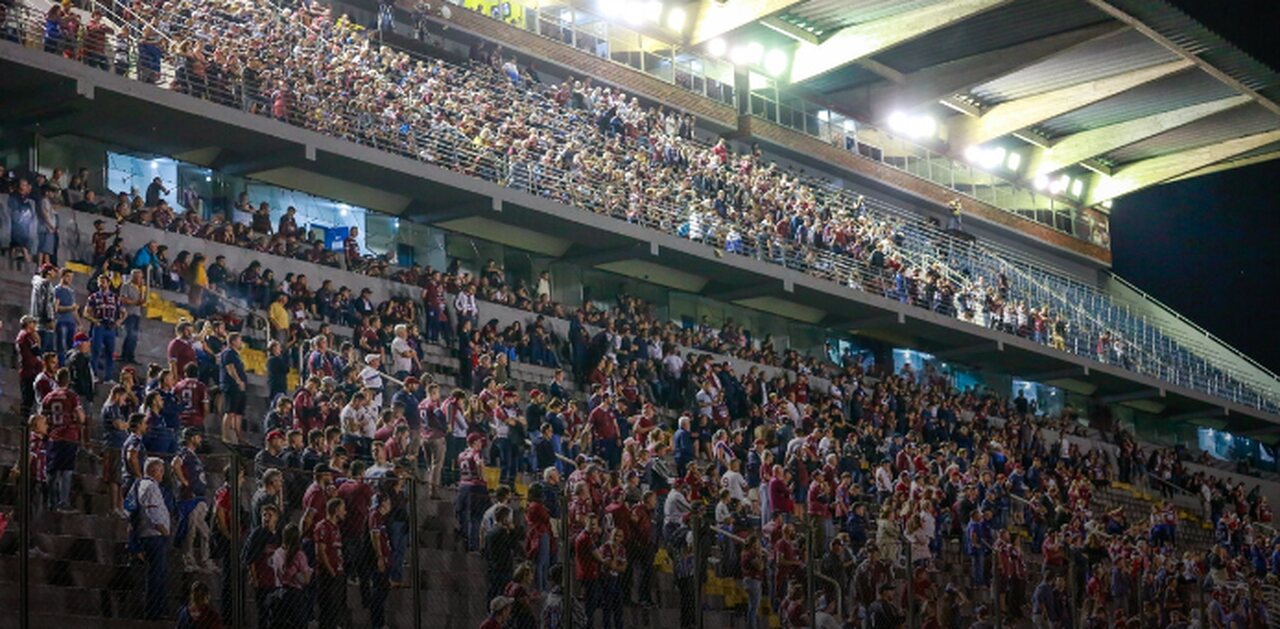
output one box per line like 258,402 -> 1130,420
219,348 -> 246,392
674,428 -> 694,461
54,285 -> 76,324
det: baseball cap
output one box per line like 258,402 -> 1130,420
266,430 -> 285,442
73,332 -> 90,345
489,596 -> 514,614
403,376 -> 420,386
365,354 -> 380,364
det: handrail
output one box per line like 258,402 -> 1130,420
710,525 -> 746,544
1146,472 -> 1197,498
1105,270 -> 1280,384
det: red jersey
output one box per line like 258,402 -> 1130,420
337,481 -> 372,538
588,405 -> 618,441
314,518 -> 344,575
28,432 -> 48,482
173,378 -> 208,428
17,330 -> 42,379
167,337 -> 197,376
42,388 -> 81,443
574,530 -> 600,581
599,540 -> 625,576
34,371 -> 57,402
302,482 -> 329,539
458,448 -> 486,487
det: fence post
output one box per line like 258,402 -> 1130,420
806,517 -> 817,629
409,479 -> 423,629
992,553 -> 1002,629
229,453 -> 245,628
561,488 -> 573,629
18,416 -> 30,629
903,533 -> 916,629
693,510 -> 704,629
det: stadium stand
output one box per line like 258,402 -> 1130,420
3,0 -> 1280,628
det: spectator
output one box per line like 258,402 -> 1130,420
218,332 -> 248,444
175,581 -> 223,629
118,269 -> 147,364
134,456 -> 172,620
314,497 -> 348,629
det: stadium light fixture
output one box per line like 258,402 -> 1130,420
1049,175 -> 1069,195
644,0 -> 662,23
731,42 -> 764,65
665,6 -> 686,31
600,0 -> 624,19
1005,152 -> 1021,172
624,2 -> 646,25
1071,178 -> 1084,198
964,145 -> 982,163
763,49 -> 789,77
980,147 -> 1005,171
887,111 -> 936,140
707,38 -> 727,58
1033,174 -> 1049,191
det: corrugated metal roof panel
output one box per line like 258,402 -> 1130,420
1035,70 -> 1238,139
779,0 -> 943,36
1108,0 -> 1280,93
968,29 -> 1178,105
874,0 -> 1112,74
1104,103 -> 1280,164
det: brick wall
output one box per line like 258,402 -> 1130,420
439,9 -> 738,129
740,116 -> 1113,265
438,8 -> 1112,265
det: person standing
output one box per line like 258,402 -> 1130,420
483,505 -> 520,603
173,363 -> 209,433
83,273 -> 124,382
16,316 -> 43,416
457,433 -> 491,552
136,457 -> 172,620
42,368 -> 85,514
218,333 -> 248,444
367,493 -> 393,629
314,497 -> 348,629
173,428 -> 212,573
118,269 -> 147,365
52,268 -> 78,357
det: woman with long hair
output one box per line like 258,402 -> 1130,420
269,523 -> 311,629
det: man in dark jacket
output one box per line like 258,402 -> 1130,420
66,332 -> 95,403
483,505 -> 520,603
867,583 -> 902,629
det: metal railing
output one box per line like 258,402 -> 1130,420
4,0 -> 1277,413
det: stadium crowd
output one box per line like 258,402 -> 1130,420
3,1 -> 1280,628
3,0 -> 1163,373
7,168 -> 1280,629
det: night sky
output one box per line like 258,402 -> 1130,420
1110,0 -> 1280,374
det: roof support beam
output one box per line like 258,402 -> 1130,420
1168,149 -> 1280,183
934,341 -> 1003,360
560,243 -> 652,267
833,23 -> 1127,120
688,0 -> 805,46
826,312 -> 904,330
705,282 -> 785,302
947,60 -> 1194,148
1162,408 -> 1228,424
789,0 -> 1013,85
1100,389 -> 1165,404
1026,95 -> 1252,176
1023,366 -> 1091,382
1086,129 -> 1280,205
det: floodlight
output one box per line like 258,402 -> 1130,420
624,1 -> 645,24
643,0 -> 662,23
888,111 -> 935,139
665,7 -> 686,31
707,38 -> 727,57
888,111 -> 911,135
763,49 -> 789,77
914,115 -> 936,139
1033,174 -> 1049,191
964,145 -> 982,163
979,147 -> 1004,171
600,0 -> 624,19
1005,152 -> 1021,171
1071,178 -> 1084,197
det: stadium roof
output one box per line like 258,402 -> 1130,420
682,0 -> 1280,205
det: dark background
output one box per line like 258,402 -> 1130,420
1110,0 -> 1280,373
